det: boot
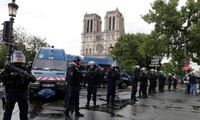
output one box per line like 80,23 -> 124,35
75,112 -> 84,117
93,101 -> 97,108
65,113 -> 71,120
85,100 -> 90,109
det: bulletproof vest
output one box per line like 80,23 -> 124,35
3,65 -> 29,93
106,68 -> 120,84
87,68 -> 99,84
67,65 -> 83,85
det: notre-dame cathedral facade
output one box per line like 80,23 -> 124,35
80,8 -> 125,58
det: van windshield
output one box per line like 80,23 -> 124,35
36,49 -> 65,60
32,59 -> 66,71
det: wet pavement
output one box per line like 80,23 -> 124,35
0,84 -> 200,120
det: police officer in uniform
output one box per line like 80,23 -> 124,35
130,65 -> 140,103
65,56 -> 84,120
158,71 -> 166,93
139,67 -> 148,98
85,61 -> 101,108
168,73 -> 173,91
26,61 -> 33,72
0,51 -> 36,120
148,69 -> 155,94
106,63 -> 120,106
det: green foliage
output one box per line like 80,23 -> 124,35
0,27 -> 49,69
112,33 -> 150,74
142,0 -> 200,76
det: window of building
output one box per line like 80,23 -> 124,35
113,17 -> 115,30
86,48 -> 88,54
109,17 -> 111,31
87,20 -> 89,33
97,21 -> 99,32
90,20 -> 93,32
89,48 -> 92,54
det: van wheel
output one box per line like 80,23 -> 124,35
119,82 -> 128,89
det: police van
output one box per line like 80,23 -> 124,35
29,47 -> 67,97
66,55 -> 132,89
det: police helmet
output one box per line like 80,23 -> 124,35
110,63 -> 117,68
133,65 -> 140,71
141,67 -> 146,72
28,61 -> 33,65
150,69 -> 154,72
11,51 -> 26,63
88,61 -> 96,66
73,56 -> 81,62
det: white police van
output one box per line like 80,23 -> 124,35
29,47 -> 67,97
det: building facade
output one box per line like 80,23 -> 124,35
81,8 -> 125,58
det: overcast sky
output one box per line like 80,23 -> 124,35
0,0 -> 157,55
2,0 -> 199,71
0,0 -> 189,55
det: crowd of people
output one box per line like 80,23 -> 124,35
0,52 -> 199,120
64,55 -> 200,120
183,72 -> 199,95
64,55 -> 184,119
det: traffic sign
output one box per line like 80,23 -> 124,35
184,64 -> 189,70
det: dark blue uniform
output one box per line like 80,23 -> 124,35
130,67 -> 140,102
65,62 -> 84,118
0,63 -> 36,120
106,67 -> 120,106
139,68 -> 148,98
158,72 -> 166,93
85,66 -> 100,107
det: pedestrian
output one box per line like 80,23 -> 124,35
130,65 -> 140,103
0,51 -> 36,120
85,61 -> 101,108
106,63 -> 120,106
65,56 -> 84,120
189,72 -> 197,95
183,73 -> 190,94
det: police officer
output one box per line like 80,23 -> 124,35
64,62 -> 74,113
106,63 -> 120,106
130,65 -> 140,103
152,69 -> 158,93
148,69 -> 155,94
26,61 -> 33,71
85,61 -> 101,108
168,73 -> 173,91
158,71 -> 166,93
0,51 -> 36,120
139,67 -> 148,98
65,56 -> 84,120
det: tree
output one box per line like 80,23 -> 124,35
14,27 -> 49,62
112,33 -> 150,74
0,27 -> 49,68
142,0 -> 200,76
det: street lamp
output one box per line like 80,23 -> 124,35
109,44 -> 113,59
8,0 -> 19,17
5,0 -> 19,65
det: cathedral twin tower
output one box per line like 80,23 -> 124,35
81,8 -> 125,58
